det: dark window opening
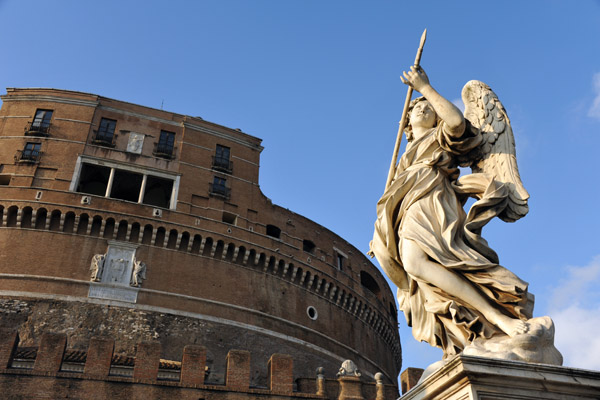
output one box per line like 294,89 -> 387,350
303,239 -> 316,254
212,144 -> 232,173
110,170 -> 143,202
336,253 -> 345,270
77,164 -> 111,196
360,271 -> 381,298
0,175 -> 10,186
143,176 -> 173,208
210,176 -> 230,199
19,142 -> 42,162
222,212 -> 237,225
27,109 -> 53,135
266,224 -> 281,239
94,118 -> 117,146
155,130 -> 175,158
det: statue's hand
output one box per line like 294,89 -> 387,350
401,66 -> 431,93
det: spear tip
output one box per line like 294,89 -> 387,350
420,29 -> 427,47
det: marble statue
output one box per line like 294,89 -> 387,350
90,254 -> 105,282
370,66 -> 562,368
130,259 -> 146,287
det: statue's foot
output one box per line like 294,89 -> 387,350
494,315 -> 528,337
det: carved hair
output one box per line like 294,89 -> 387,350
404,97 -> 441,142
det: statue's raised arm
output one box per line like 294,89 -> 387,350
370,62 -> 562,378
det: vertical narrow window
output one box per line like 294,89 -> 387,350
20,142 -> 42,162
155,130 -> 175,158
213,144 -> 232,173
29,109 -> 53,135
94,118 -> 117,146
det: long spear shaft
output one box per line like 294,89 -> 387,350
384,29 -> 427,191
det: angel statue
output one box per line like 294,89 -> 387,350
370,66 -> 562,372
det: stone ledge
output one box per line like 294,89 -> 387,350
401,355 -> 600,400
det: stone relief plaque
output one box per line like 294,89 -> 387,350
88,241 -> 146,303
126,132 -> 144,154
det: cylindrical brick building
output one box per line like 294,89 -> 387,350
0,88 -> 401,385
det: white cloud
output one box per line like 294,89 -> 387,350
548,255 -> 600,370
587,72 -> 600,119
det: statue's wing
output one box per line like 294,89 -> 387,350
461,80 -> 529,222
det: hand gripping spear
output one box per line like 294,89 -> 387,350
384,29 -> 427,191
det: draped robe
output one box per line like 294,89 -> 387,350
371,121 -> 532,358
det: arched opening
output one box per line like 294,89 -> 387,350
6,206 -> 18,227
247,249 -> 257,266
167,229 -> 178,249
49,210 -> 61,231
63,212 -> 76,233
77,213 -> 89,235
214,240 -> 225,259
129,222 -> 141,243
115,220 -> 128,240
224,243 -> 235,261
103,218 -> 115,239
90,216 -> 103,236
34,208 -> 47,229
21,207 -> 33,228
191,234 -> 202,253
202,237 -> 213,257
236,246 -> 246,264
142,224 -> 153,245
360,271 -> 381,298
154,227 -> 166,247
176,231 -> 188,251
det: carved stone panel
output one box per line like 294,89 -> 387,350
126,132 -> 144,154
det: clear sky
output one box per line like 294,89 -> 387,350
1,0 -> 599,374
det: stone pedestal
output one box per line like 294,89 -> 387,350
401,355 -> 600,400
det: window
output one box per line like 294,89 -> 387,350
210,176 -> 230,199
213,144 -> 232,173
73,158 -> 178,209
28,109 -> 53,135
222,212 -> 237,225
19,142 -> 42,162
266,224 -> 281,239
303,239 -> 316,254
360,271 -> 381,298
94,118 -> 117,146
155,130 -> 175,158
336,253 -> 345,270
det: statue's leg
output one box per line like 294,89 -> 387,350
401,239 -> 528,337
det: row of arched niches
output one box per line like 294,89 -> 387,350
0,203 -> 401,369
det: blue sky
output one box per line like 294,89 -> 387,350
1,0 -> 599,374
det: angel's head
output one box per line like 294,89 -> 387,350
405,97 -> 439,141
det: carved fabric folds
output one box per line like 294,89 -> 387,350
371,121 -> 532,358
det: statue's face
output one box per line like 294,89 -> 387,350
410,100 -> 436,129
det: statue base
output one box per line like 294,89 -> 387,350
400,355 -> 600,400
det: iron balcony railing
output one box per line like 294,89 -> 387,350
92,129 -> 116,147
209,182 -> 230,200
154,143 -> 175,159
212,156 -> 233,174
15,149 -> 42,163
25,121 -> 51,136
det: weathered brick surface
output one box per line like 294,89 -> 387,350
0,329 -> 18,369
84,336 -> 114,377
268,353 -> 293,393
226,349 -> 250,390
180,344 -> 206,385
400,367 -> 424,395
133,341 -> 161,381
33,332 -> 67,373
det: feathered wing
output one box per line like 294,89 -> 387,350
461,80 -> 529,222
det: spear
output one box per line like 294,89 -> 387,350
384,29 -> 427,191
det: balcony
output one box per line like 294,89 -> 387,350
212,156 -> 233,174
15,149 -> 42,163
25,121 -> 51,137
92,130 -> 116,147
209,182 -> 230,200
153,143 -> 175,159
